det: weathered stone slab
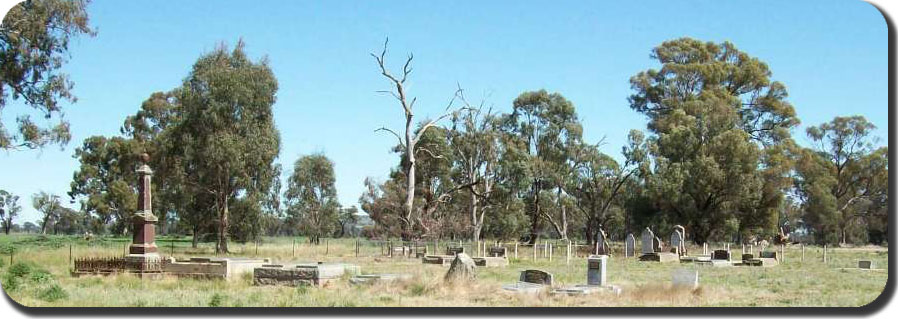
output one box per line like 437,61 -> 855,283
640,228 -> 655,254
445,253 -> 476,281
488,246 -> 507,258
638,252 -> 679,263
858,260 -> 875,269
422,255 -> 454,266
446,246 -> 465,255
625,234 -> 636,257
759,251 -> 780,261
472,256 -> 508,267
551,284 -> 623,296
742,257 -> 778,267
164,257 -> 270,280
711,250 -> 731,261
519,269 -> 553,286
502,281 -> 545,294
349,273 -> 412,285
252,262 -> 346,287
587,255 -> 608,286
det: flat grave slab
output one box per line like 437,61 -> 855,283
639,252 -> 679,263
253,262 -> 354,287
551,285 -> 622,296
422,255 -> 454,266
164,257 -> 271,280
349,273 -> 413,285
472,256 -> 509,267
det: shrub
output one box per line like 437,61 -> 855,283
29,269 -> 53,284
208,293 -> 226,307
37,284 -> 67,302
7,262 -> 32,278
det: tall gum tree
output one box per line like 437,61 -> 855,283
500,90 -> 583,243
1,0 -> 94,150
628,38 -> 798,244
165,40 -> 280,253
795,116 -> 887,244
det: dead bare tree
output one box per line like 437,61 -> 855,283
371,38 -> 464,240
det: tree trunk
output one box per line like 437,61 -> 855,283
217,197 -> 230,254
528,183 -> 541,245
192,224 -> 199,248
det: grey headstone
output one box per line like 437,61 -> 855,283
641,228 -> 655,254
711,250 -> 730,261
519,269 -> 554,286
670,231 -> 683,254
625,234 -> 636,257
587,255 -> 608,286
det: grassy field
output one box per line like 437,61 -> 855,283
0,234 -> 888,307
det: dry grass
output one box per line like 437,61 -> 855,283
0,235 -> 888,307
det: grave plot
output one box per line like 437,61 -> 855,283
551,255 -> 622,296
349,273 -> 413,285
253,262 -> 358,287
637,228 -> 678,263
502,269 -> 553,294
164,257 -> 272,279
471,257 -> 509,267
421,255 -> 454,266
739,250 -> 779,267
695,250 -> 733,267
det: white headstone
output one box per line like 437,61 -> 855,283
625,234 -> 636,257
672,268 -> 698,289
641,228 -> 655,254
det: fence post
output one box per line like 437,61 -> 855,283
69,244 -> 73,269
823,244 -> 828,263
514,242 -> 518,260
292,238 -> 296,258
170,239 -> 175,256
780,244 -> 785,263
255,240 -> 259,256
566,240 -> 571,265
801,243 -> 805,262
548,242 -> 553,262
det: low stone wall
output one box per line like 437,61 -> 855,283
164,257 -> 271,280
253,263 -> 350,287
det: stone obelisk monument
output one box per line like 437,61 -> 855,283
126,153 -> 161,267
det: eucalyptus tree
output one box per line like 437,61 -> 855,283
569,130 -> 648,244
629,38 -> 799,243
68,135 -> 140,234
448,101 -> 502,241
500,90 -> 583,243
165,41 -> 281,253
795,116 -> 887,244
0,189 -> 22,234
1,0 -> 94,150
370,39 -> 466,240
32,191 -> 62,234
285,154 -> 339,244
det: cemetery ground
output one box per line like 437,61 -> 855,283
0,235 -> 888,307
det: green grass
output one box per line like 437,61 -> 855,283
0,234 -> 888,307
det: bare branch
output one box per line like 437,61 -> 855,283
415,146 -> 444,160
375,127 -> 405,149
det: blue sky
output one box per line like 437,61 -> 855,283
0,0 -> 888,224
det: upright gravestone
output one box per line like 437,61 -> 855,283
670,230 -> 683,255
641,228 -> 655,254
672,225 -> 687,255
127,153 -> 161,267
653,237 -> 663,253
596,229 -> 610,255
587,255 -> 608,286
625,234 -> 636,257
